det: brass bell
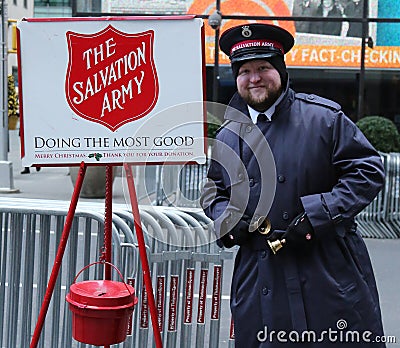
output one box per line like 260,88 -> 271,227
268,238 -> 286,254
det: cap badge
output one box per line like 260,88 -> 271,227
241,26 -> 252,38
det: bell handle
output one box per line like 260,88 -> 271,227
72,261 -> 134,297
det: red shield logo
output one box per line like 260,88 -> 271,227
65,25 -> 159,131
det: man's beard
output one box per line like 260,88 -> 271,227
240,86 -> 282,112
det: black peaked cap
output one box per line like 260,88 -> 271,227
220,23 -> 295,64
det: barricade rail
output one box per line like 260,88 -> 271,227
150,159 -> 400,239
356,153 -> 400,239
0,198 -> 235,348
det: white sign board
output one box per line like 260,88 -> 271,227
17,16 -> 206,166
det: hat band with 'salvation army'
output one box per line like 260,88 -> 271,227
230,39 -> 284,56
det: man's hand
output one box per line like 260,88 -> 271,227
219,219 -> 250,248
283,212 -> 315,250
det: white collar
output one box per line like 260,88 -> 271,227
247,90 -> 285,124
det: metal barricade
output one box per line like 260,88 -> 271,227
0,203 -> 128,348
356,153 -> 400,239
137,163 -> 208,207
0,198 -> 235,348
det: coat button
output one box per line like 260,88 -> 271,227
277,175 -> 285,183
282,212 -> 289,220
249,178 -> 255,187
246,125 -> 252,133
261,250 -> 267,258
262,287 -> 269,295
238,173 -> 244,181
307,95 -> 314,100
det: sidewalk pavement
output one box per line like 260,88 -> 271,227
1,129 -> 400,346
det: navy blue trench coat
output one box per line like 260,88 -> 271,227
200,85 -> 386,347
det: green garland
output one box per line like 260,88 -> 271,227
8,75 -> 19,118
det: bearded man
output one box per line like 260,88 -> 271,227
201,23 -> 386,347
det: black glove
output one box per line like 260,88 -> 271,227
283,212 -> 315,250
218,219 -> 250,248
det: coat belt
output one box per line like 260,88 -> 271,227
282,252 -> 308,332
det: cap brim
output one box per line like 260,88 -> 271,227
231,51 -> 280,64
